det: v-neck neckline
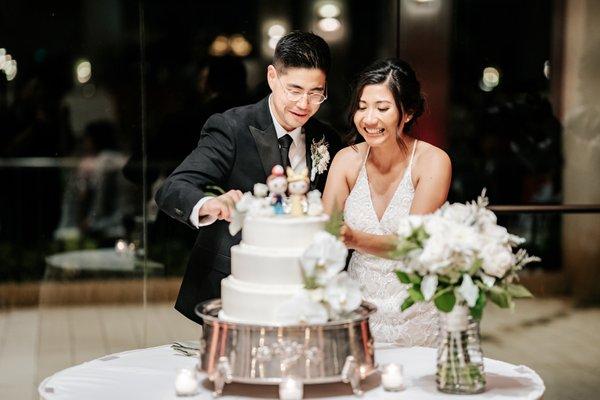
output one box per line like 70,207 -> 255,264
363,161 -> 410,224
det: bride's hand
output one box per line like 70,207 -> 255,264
339,223 -> 359,250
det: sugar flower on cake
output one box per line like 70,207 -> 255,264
228,187 -> 273,236
300,231 -> 348,287
324,272 -> 362,316
274,290 -> 329,325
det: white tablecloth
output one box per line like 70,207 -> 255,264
39,345 -> 545,400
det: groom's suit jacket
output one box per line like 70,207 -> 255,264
155,96 -> 342,323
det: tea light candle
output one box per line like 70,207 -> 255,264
381,363 -> 404,391
279,376 -> 303,400
174,368 -> 198,396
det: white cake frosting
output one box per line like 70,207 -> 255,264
220,214 -> 329,324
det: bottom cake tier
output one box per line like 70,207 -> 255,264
219,276 -> 303,325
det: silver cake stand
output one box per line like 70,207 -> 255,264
195,299 -> 377,397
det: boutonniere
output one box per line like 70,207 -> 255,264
310,136 -> 330,181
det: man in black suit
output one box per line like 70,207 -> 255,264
155,31 -> 342,324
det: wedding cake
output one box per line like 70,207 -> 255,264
217,165 -> 358,326
219,213 -> 329,324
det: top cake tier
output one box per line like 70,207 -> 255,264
241,214 -> 329,248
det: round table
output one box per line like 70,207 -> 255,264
39,345 -> 544,399
44,249 -> 164,279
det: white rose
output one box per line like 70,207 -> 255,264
418,236 -> 452,273
477,207 -> 497,227
439,203 -> 475,225
480,243 -> 515,278
397,215 -> 425,237
481,223 -> 510,245
446,224 -> 480,254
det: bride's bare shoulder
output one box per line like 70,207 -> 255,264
333,143 -> 367,167
414,140 -> 451,172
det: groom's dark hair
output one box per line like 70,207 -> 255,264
273,31 -> 331,75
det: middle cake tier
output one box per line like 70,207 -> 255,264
230,244 -> 304,285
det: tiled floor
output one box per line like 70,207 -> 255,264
0,299 -> 598,399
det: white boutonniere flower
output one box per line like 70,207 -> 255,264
310,137 -> 330,181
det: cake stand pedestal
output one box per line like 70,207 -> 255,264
195,299 -> 377,397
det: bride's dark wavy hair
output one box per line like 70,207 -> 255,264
346,58 -> 425,146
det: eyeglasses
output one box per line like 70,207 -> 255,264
276,75 -> 328,105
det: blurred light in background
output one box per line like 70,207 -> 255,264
406,0 -> 441,17
262,20 -> 288,57
209,35 -> 230,56
317,3 -> 341,18
268,24 -> 286,38
208,34 -> 252,57
318,17 -> 341,32
267,23 -> 286,50
544,60 -> 551,79
314,1 -> 344,41
75,59 -> 92,84
229,34 -> 252,57
479,66 -> 500,92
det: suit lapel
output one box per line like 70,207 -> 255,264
249,97 -> 281,177
249,124 -> 281,178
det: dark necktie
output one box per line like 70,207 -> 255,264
278,134 -> 293,169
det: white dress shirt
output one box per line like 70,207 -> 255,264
189,96 -> 307,228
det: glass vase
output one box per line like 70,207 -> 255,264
436,305 -> 486,394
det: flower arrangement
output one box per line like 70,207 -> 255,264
390,190 -> 540,319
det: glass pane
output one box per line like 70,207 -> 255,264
0,2 -> 147,398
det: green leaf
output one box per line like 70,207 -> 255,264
389,239 -> 420,259
434,290 -> 456,312
470,290 -> 487,321
408,286 -> 425,302
469,258 -> 483,276
408,273 -> 422,285
324,206 -> 344,237
432,285 -> 453,299
505,283 -> 534,298
488,286 -> 512,308
396,270 -> 412,284
401,297 -> 415,311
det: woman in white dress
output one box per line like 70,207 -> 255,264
322,59 -> 452,347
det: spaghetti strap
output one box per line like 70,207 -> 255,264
362,146 -> 371,167
408,140 -> 418,168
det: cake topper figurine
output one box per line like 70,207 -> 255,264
267,165 -> 288,215
287,167 -> 310,217
306,190 -> 324,216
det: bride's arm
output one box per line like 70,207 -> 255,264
322,148 -> 354,215
410,146 -> 452,214
340,224 -> 397,258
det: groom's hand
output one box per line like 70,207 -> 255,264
199,190 -> 243,222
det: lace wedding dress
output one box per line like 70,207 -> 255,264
344,140 -> 439,347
